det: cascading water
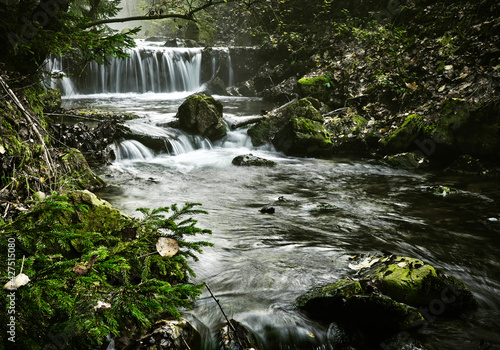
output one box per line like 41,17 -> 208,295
46,41 -> 203,95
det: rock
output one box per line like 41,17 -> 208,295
382,152 -> 429,170
326,114 -> 371,154
272,117 -> 332,157
248,98 -> 332,157
133,318 -> 201,350
66,190 -> 128,238
259,206 -> 275,214
232,154 -> 276,167
297,75 -> 331,103
176,94 -> 227,141
297,255 -> 478,339
205,76 -> 228,96
60,148 -> 106,190
379,114 -> 425,154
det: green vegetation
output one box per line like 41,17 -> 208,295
0,193 -> 212,349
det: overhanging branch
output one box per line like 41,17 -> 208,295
81,0 -> 231,29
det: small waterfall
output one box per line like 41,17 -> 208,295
44,59 -> 76,96
46,42 -> 203,95
227,53 -> 234,87
114,140 -> 154,160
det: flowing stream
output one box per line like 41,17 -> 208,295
54,42 -> 500,349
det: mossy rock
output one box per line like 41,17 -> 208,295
60,148 -> 106,190
176,94 -> 226,141
431,99 -> 500,159
380,114 -> 425,154
297,255 -> 477,339
248,99 -> 329,156
327,114 -> 370,154
273,117 -> 332,157
39,88 -> 62,113
247,119 -> 271,146
357,255 -> 477,313
382,152 -> 429,170
66,190 -> 128,235
297,75 -> 331,102
296,279 -> 424,338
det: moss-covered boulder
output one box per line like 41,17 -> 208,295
248,98 -> 332,156
176,94 -> 227,141
60,148 -> 106,190
66,190 -> 128,236
380,114 -> 425,154
273,117 -> 332,156
296,279 -> 424,338
297,255 -> 477,339
297,75 -> 331,102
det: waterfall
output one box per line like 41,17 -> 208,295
46,41 -> 203,95
114,140 -> 154,160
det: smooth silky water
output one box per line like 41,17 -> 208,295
54,42 -> 500,349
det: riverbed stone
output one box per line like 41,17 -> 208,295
232,153 -> 277,167
176,93 -> 227,141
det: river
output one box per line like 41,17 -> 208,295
54,42 -> 500,349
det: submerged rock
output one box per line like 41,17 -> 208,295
297,255 -> 477,339
176,93 -> 227,141
232,154 -> 277,167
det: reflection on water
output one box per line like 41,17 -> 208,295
66,94 -> 500,349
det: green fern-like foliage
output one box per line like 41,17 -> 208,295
0,193 -> 213,349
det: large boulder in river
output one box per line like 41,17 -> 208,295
248,98 -> 332,157
176,94 -> 227,141
297,255 -> 477,339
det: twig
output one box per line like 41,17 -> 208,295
137,251 -> 158,259
0,76 -> 55,176
204,282 -> 243,348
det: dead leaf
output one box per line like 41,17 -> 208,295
156,237 -> 179,257
4,273 -> 30,290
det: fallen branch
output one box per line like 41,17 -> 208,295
225,115 -> 267,130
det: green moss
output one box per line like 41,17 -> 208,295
380,114 -> 425,154
283,98 -> 324,122
298,76 -> 327,86
247,119 -> 271,146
